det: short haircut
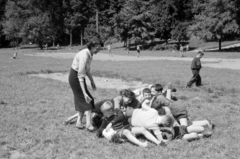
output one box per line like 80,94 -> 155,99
101,101 -> 113,112
110,134 -> 125,143
197,51 -> 204,56
162,115 -> 174,127
120,89 -> 135,100
151,84 -> 163,92
142,88 -> 151,94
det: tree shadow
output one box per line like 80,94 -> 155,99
204,46 -> 240,52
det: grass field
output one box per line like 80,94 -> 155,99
0,48 -> 240,159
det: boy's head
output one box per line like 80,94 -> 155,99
109,134 -> 125,143
142,88 -> 152,100
157,115 -> 174,127
196,51 -> 204,58
150,84 -> 163,96
101,101 -> 114,117
120,89 -> 135,104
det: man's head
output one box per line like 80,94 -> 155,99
150,84 -> 163,96
101,101 -> 114,117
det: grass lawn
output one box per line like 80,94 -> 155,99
0,48 -> 240,159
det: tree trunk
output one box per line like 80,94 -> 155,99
52,38 -> 55,47
80,29 -> 83,46
70,30 -> 72,47
218,38 -> 222,51
96,9 -> 99,33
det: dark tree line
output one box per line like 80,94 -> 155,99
0,0 -> 240,50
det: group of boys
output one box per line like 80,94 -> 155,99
93,83 -> 215,147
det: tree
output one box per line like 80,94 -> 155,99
190,0 -> 239,50
63,0 -> 91,46
3,0 -> 25,47
150,0 -> 193,42
115,0 -> 155,46
0,0 -> 7,47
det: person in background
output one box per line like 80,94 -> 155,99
179,44 -> 184,57
186,51 -> 204,88
137,45 -> 141,57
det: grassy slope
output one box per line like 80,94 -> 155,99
0,50 -> 240,159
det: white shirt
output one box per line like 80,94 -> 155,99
71,48 -> 92,81
131,108 -> 162,137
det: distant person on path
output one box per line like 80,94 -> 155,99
186,51 -> 204,88
107,44 -> 112,56
57,43 -> 60,50
63,40 -> 101,131
179,44 -> 184,57
13,52 -> 18,59
127,42 -> 130,54
45,43 -> 48,50
186,45 -> 189,52
137,45 -> 141,57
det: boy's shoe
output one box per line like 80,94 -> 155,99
164,82 -> 177,92
203,131 -> 212,138
207,120 -> 215,131
62,121 -> 69,126
171,88 -> 177,92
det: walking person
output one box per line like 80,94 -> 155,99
179,44 -> 184,57
107,44 -> 112,56
64,40 -> 101,131
186,51 -> 204,88
137,45 -> 140,57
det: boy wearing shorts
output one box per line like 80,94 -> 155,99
96,101 -> 162,147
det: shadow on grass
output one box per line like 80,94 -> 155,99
205,46 -> 240,52
18,69 -> 66,76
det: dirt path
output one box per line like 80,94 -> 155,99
30,73 -> 150,90
25,52 -> 240,70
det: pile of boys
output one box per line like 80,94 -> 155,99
85,83 -> 215,147
65,83 -> 215,147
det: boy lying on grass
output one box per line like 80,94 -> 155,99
146,95 -> 215,141
124,106 -> 174,145
96,101 -> 164,147
133,83 -> 177,103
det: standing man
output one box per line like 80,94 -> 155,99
186,51 -> 204,88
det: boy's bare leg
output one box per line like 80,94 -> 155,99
123,129 -> 148,147
64,113 -> 78,124
192,119 -> 210,127
186,125 -> 204,133
132,127 -> 160,145
182,132 -> 200,141
179,118 -> 188,126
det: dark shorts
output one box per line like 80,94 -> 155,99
116,125 -> 132,139
173,126 -> 188,139
169,102 -> 188,122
